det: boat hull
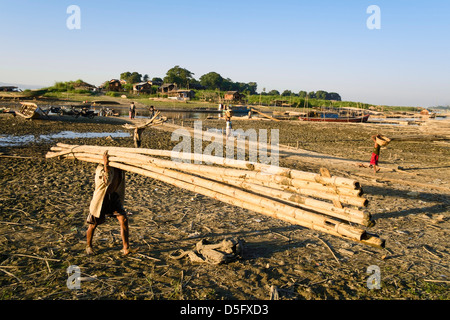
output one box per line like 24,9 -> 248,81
299,114 -> 370,123
223,107 -> 250,114
16,102 -> 45,119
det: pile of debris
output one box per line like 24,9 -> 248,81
170,238 -> 244,265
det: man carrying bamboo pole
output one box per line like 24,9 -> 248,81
85,151 -> 130,255
369,134 -> 382,173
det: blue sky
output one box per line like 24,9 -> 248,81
0,0 -> 449,107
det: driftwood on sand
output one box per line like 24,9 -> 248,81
121,111 -> 166,147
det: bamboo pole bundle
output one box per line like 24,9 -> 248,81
186,168 -> 367,207
51,142 -> 361,189
48,144 -> 366,206
60,150 -> 368,222
46,144 -> 384,248
46,144 -> 368,211
51,143 -> 254,170
59,153 -> 365,241
198,172 -> 372,226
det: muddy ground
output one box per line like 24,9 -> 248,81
0,110 -> 449,300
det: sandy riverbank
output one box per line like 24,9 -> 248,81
0,111 -> 449,300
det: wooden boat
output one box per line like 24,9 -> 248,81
15,102 -> 46,119
1,107 -> 16,116
299,114 -> 370,123
223,105 -> 251,114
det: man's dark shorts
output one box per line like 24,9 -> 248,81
86,192 -> 126,225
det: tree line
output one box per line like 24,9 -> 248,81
118,66 -> 341,101
265,89 -> 341,101
41,66 -> 341,102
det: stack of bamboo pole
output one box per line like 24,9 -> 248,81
46,143 -> 385,248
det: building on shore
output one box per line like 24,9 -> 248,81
133,81 -> 153,94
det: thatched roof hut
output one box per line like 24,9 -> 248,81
224,91 -> 244,102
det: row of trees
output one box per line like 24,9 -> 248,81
118,66 -> 341,100
198,71 -> 258,94
119,72 -> 163,90
118,66 -> 259,95
105,66 -> 340,101
263,89 -> 341,101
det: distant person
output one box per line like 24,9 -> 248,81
218,103 -> 223,119
86,151 -> 130,255
369,134 -> 382,173
225,106 -> 232,138
129,102 -> 136,119
149,105 -> 155,118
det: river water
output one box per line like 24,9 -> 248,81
0,131 -> 131,147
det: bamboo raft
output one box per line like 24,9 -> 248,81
46,144 -> 385,248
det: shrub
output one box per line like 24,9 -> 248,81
105,91 -> 121,97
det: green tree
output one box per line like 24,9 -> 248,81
298,90 -> 307,98
268,89 -> 280,95
164,65 -> 195,88
151,77 -> 163,86
246,82 -> 258,95
315,90 -> 328,100
281,90 -> 292,96
199,72 -> 223,90
326,92 -> 342,101
120,71 -> 142,84
221,78 -> 237,91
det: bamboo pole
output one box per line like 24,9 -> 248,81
250,108 -> 281,122
199,172 -> 372,226
50,143 -> 255,170
130,165 -> 365,241
187,168 -> 367,207
50,148 -> 367,207
61,153 -> 365,241
47,148 -> 384,247
48,145 -> 351,193
135,162 -> 366,239
192,167 -> 363,198
48,145 -> 362,197
47,146 -> 367,207
50,143 -> 361,189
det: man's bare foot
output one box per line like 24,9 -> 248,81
121,248 -> 130,255
86,246 -> 95,255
